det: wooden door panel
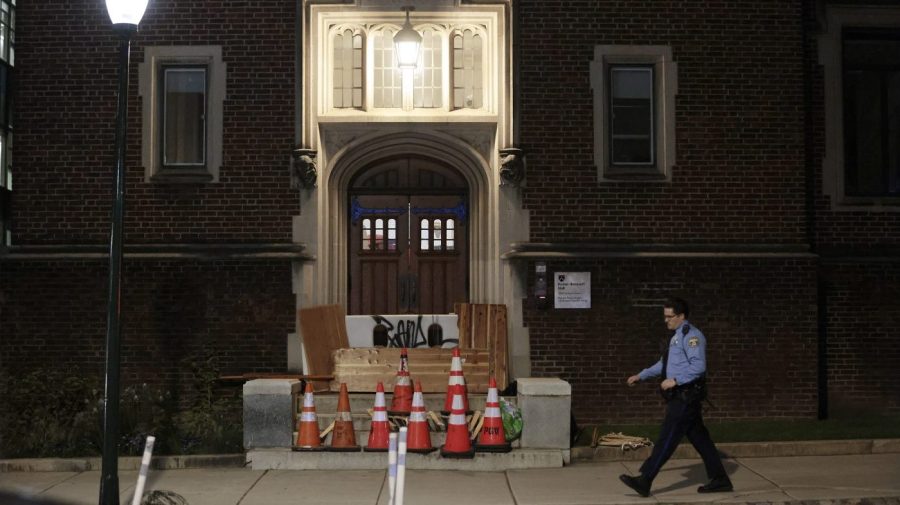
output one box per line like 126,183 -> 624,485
349,195 -> 407,315
417,258 -> 464,314
359,258 -> 400,315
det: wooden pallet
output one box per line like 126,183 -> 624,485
455,303 -> 508,391
330,347 -> 490,393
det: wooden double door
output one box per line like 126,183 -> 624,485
347,158 -> 469,315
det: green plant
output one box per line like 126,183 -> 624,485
173,349 -> 242,454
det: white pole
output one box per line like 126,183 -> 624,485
396,427 -> 408,505
130,435 -> 155,505
388,432 -> 398,505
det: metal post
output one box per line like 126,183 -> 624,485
100,24 -> 136,505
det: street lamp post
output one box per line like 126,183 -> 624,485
100,2 -> 148,505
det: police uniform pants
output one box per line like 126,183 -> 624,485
639,396 -> 727,482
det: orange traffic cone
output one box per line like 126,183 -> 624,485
293,382 -> 325,451
476,377 -> 511,452
442,347 -> 471,415
440,393 -> 475,458
406,380 -> 436,454
389,348 -> 413,416
364,381 -> 391,452
329,383 -> 360,452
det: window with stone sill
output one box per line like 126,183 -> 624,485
139,46 -> 225,183
590,45 -> 676,182
818,6 -> 900,209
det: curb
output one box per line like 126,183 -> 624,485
572,438 -> 900,461
655,499 -> 900,505
0,454 -> 245,473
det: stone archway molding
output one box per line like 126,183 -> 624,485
316,127 -> 499,311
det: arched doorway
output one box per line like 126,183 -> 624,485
347,156 -> 469,314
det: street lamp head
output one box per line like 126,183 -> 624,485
393,8 -> 422,69
105,0 -> 149,27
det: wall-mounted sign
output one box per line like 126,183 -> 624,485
554,271 -> 591,309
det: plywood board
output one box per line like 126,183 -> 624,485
298,304 -> 350,378
331,347 -> 491,393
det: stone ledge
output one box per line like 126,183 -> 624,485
0,454 -> 245,472
246,448 -> 564,470
517,378 -> 571,396
243,378 -> 302,395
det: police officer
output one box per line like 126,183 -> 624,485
619,297 -> 733,497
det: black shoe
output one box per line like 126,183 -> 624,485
697,476 -> 733,493
619,474 -> 651,497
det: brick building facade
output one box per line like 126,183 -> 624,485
1,0 -> 898,427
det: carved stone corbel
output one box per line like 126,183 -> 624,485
499,147 -> 525,187
290,148 -> 318,189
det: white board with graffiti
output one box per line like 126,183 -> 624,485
345,314 -> 460,348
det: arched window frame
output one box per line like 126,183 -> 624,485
328,24 -> 366,111
450,25 -> 488,111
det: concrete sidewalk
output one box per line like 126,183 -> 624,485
2,453 -> 899,505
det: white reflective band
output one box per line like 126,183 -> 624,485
300,412 -> 317,422
303,393 -> 315,407
487,389 -> 498,402
450,358 -> 462,370
395,377 -> 410,385
485,406 -> 500,417
374,393 -> 386,407
412,393 -> 423,406
409,411 -> 426,422
450,413 -> 466,424
449,376 -> 464,386
337,411 -> 352,421
451,395 -> 464,410
373,411 -> 388,422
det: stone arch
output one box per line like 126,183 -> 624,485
317,129 -> 497,310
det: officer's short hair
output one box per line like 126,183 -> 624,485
664,297 -> 690,318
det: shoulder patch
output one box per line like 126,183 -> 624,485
688,336 -> 700,347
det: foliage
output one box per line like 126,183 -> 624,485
0,351 -> 242,458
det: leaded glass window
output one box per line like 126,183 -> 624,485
414,28 -> 442,108
333,29 -> 364,109
452,29 -> 483,109
373,29 -> 402,108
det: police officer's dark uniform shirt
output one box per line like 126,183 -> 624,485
637,320 -> 705,386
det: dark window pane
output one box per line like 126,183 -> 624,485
163,67 -> 206,167
842,31 -> 900,196
609,66 -> 654,166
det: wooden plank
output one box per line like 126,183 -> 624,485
473,304 -> 489,348
331,346 -> 491,392
490,304 -> 509,390
298,304 -> 349,377
332,371 -> 492,393
333,347 -> 489,365
454,303 -> 472,348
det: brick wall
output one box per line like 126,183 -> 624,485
823,263 -> 900,414
524,258 -> 819,423
12,0 -> 298,244
518,0 -> 807,244
0,259 -> 295,400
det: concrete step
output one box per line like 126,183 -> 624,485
308,392 -> 513,414
247,448 -> 565,470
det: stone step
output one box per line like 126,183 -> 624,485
247,448 -> 565,470
307,392 -> 513,414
